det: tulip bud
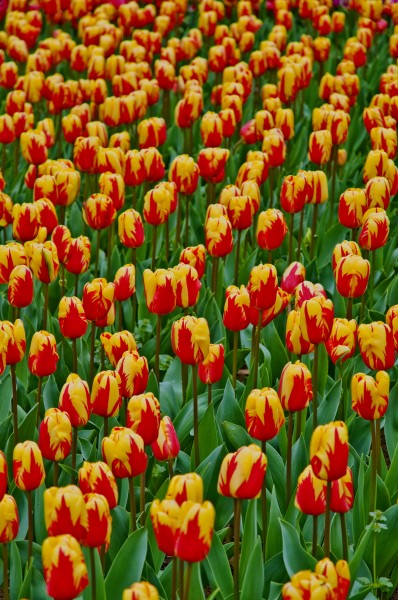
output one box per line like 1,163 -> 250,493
295,281 -> 327,309
8,265 -> 33,308
169,155 -> 200,195
223,285 -> 250,331
28,330 -> 59,377
126,393 -> 161,446
13,440 -> 45,491
281,262 -> 306,294
310,421 -> 349,481
280,174 -> 308,213
58,296 -> 88,339
262,128 -> 286,167
174,501 -> 215,563
0,495 -> 19,543
78,461 -> 118,509
171,316 -> 210,365
325,318 -> 357,364
118,209 -> 145,249
82,278 -> 114,322
82,493 -> 112,549
335,254 -> 370,298
102,426 -> 148,478
152,416 -> 180,462
149,498 -> 180,556
0,242 -> 26,284
331,241 -> 361,273
98,172 -> 125,211
359,208 -> 389,250
352,371 -> 390,421
44,485 -> 88,539
91,370 -> 122,419
59,374 -> 91,428
179,245 -> 206,279
256,209 -> 288,250
114,265 -> 136,302
295,465 -> 326,516
286,310 -> 314,355
12,202 -> 39,242
278,361 -> 313,411
358,322 -> 395,370
198,148 -> 230,183
338,188 -> 368,229
308,130 -> 332,164
101,332 -> 137,369
247,264 -> 279,310
39,408 -> 72,462
245,388 -> 285,440
26,241 -> 60,284
300,295 -> 334,344
218,445 -> 267,498
115,350 -> 149,399
143,268 -> 177,315
198,343 -> 224,385
330,467 -> 354,514
124,150 -> 146,188
42,535 -> 89,600
82,193 -> 116,231
365,177 -> 390,210
141,147 -> 165,182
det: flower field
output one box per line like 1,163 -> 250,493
0,0 -> 397,598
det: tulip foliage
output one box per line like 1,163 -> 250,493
0,1 -> 398,600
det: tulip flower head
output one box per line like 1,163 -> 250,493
0,495 -> 19,543
171,315 -> 210,365
357,322 -> 395,370
151,416 -> 180,462
310,421 -> 349,481
59,374 -> 91,428
218,444 -> 267,499
42,534 -> 89,600
39,408 -> 72,462
13,440 -> 45,491
167,473 -> 204,505
174,501 -> 215,563
102,426 -> 148,478
78,461 -> 119,510
351,371 -> 389,420
198,343 -> 224,384
295,465 -> 326,516
44,485 -> 88,539
278,361 -> 313,412
245,388 -> 285,440
28,330 -> 59,377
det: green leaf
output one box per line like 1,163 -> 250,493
221,421 -> 252,451
217,379 -> 245,429
10,542 -> 22,600
280,519 -> 316,577
198,402 -> 220,464
240,536 -> 264,600
364,505 -> 398,577
240,499 -> 257,584
0,373 -> 12,423
105,528 -> 148,597
349,519 -> 375,587
384,382 -> 398,461
266,488 -> 283,561
83,547 -> 106,600
43,375 -> 59,411
204,531 -> 234,599
187,562 -> 205,600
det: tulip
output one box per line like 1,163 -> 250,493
330,467 -> 354,513
150,498 -> 180,556
351,371 -> 389,421
98,171 -> 125,211
167,473 -> 203,505
386,305 -> 398,352
281,262 -> 306,294
141,147 -> 165,182
91,370 -> 122,434
332,241 -> 361,273
338,188 -> 368,232
42,535 -> 89,600
308,130 -> 332,164
58,296 -> 87,341
325,318 -> 357,365
151,416 -> 180,466
286,310 -> 314,356
279,361 -> 313,412
127,393 -> 161,446
78,461 -> 119,510
359,208 -> 390,251
180,245 -> 206,279
114,265 -> 136,325
44,485 -> 87,539
365,177 -> 390,210
81,493 -> 112,550
20,130 -> 47,165
198,343 -> 224,388
7,265 -> 33,309
205,215 -> 234,292
123,582 -> 159,600
39,408 -> 72,483
102,426 -> 147,532
295,465 -> 326,516
115,350 -> 149,400
0,495 -> 19,543
172,263 -> 201,310
100,331 -> 136,369
174,501 -> 215,565
28,330 -> 59,378
118,209 -> 145,251
334,254 -> 370,299
198,147 -> 230,184
357,322 -> 395,371
0,242 -> 26,284
256,209 -> 288,253
171,316 -> 210,366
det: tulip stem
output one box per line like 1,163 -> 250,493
312,516 -> 318,557
269,168 -> 274,209
2,543 -> 9,600
176,194 -> 182,248
183,562 -> 193,600
253,310 -> 263,389
346,297 -> 353,320
192,365 -> 199,468
312,345 -> 319,431
185,196 -> 190,247
171,556 -> 177,600
375,420 -> 381,475
324,482 -> 331,558
74,273 -> 79,296
89,322 -> 96,387
294,409 -> 304,443
128,477 -> 136,533
211,256 -> 219,294
233,499 -> 241,600
286,411 -> 293,506
151,226 -> 157,271
140,471 -> 146,526
1,144 -> 5,175
107,224 -> 113,281
43,283 -> 49,331
340,512 -> 348,561
53,461 -> 59,486
168,459 -> 174,479
89,547 -> 97,600
10,364 -> 18,445
329,146 -> 338,227
27,491 -> 33,566
207,384 -> 212,406
310,204 -> 318,260
72,338 -> 78,374
234,230 -> 241,285
370,420 -> 377,516
261,440 -> 267,561
95,230 -> 100,278
297,209 -> 304,261
232,330 -> 239,388
35,376 -> 43,428
104,417 -> 109,438
165,220 -> 170,263
71,427 -> 78,477
288,213 -> 294,265
369,250 -> 376,309
155,314 -> 161,381
179,560 -> 184,600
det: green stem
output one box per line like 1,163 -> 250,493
179,560 -> 184,600
310,204 -> 318,260
71,427 -> 78,480
140,470 -> 146,526
151,226 -> 157,270
53,461 -> 59,486
172,557 -> 177,600
181,362 -> 188,406
185,196 -> 189,248
27,491 -> 33,565
324,482 -> 331,558
253,310 -> 262,389
2,544 -> 9,600
89,322 -> 96,387
312,345 -> 319,431
329,147 -> 338,226
375,419 -> 381,475
370,420 -> 377,516
233,499 -> 241,600
261,440 -> 267,561
340,512 -> 348,561
168,459 -> 174,480
234,230 -> 241,285
269,168 -> 274,208
74,273 -> 79,296
346,297 -> 353,320
128,477 -> 136,533
165,220 -> 170,263
294,409 -> 304,443
207,384 -> 212,406
183,562 -> 193,600
155,314 -> 161,381
43,283 -> 49,331
95,230 -> 100,278
72,338 -> 78,374
11,365 -> 18,445
36,377 -> 43,427
89,546 -> 96,600
211,256 -> 219,294
288,212 -> 294,265
175,194 -> 182,249
192,365 -> 199,468
286,411 -> 293,505
106,224 -> 113,281
104,416 -> 108,438
312,515 -> 318,557
297,209 -> 304,261
369,250 -> 376,309
1,144 -> 5,175
232,330 -> 239,388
